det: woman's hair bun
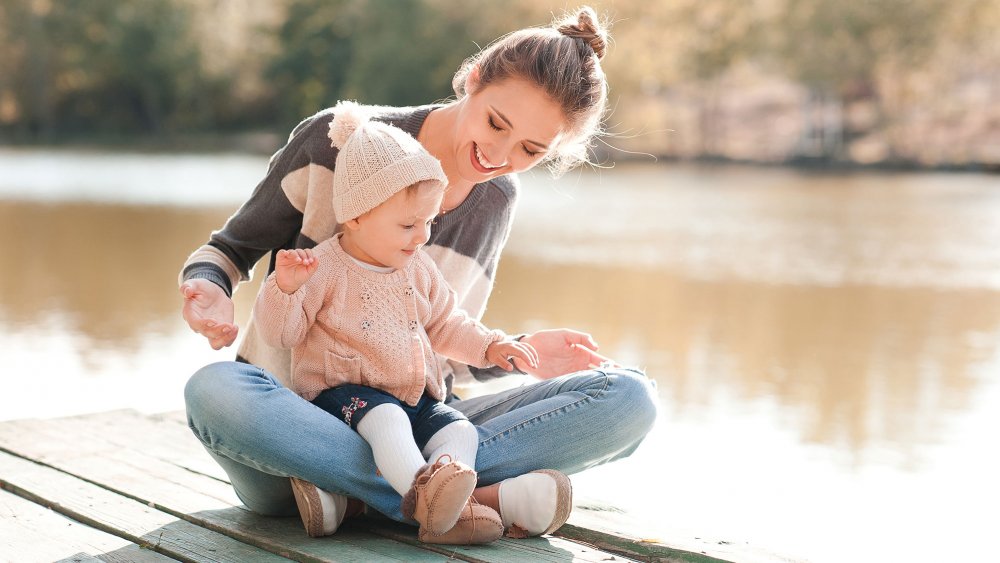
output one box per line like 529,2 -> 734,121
557,6 -> 607,60
328,101 -> 368,150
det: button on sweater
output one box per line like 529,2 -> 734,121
254,234 -> 505,405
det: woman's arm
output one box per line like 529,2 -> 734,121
178,111 -> 338,347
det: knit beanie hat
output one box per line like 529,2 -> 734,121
328,101 -> 448,222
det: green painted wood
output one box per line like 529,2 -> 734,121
360,517 -> 638,563
54,550 -> 179,563
0,410 -> 731,562
0,410 -> 229,484
2,411 -> 631,562
0,488 -> 163,563
54,554 -> 106,563
0,417 -> 448,562
87,545 -> 181,563
0,451 -> 293,563
555,524 -> 731,563
0,414 -> 243,515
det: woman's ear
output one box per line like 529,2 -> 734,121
464,64 -> 482,94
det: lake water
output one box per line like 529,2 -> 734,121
1,148 -> 998,563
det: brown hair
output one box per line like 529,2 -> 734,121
452,6 -> 610,175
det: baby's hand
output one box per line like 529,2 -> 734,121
487,339 -> 539,372
275,248 -> 319,294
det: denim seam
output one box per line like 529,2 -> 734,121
463,385 -> 539,419
187,424 -> 296,479
478,370 -> 612,445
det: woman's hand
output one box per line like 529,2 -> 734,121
486,339 -> 539,372
514,329 -> 619,379
180,279 -> 238,349
275,248 -> 319,294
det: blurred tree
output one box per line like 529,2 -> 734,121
0,0 -> 58,136
602,0 -> 767,158
264,0 -> 519,127
1,0 -> 995,167
264,0 -> 358,126
667,0 -> 765,156
766,0 -> 950,161
0,0 -> 207,138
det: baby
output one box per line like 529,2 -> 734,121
254,102 -> 537,545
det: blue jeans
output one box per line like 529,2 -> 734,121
184,362 -> 658,522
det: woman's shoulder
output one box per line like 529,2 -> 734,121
469,174 -> 519,214
366,104 -> 442,136
488,174 -> 520,200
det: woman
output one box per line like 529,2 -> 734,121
180,5 -> 658,539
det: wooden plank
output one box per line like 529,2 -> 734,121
143,411 -> 728,562
151,410 -> 189,427
0,410 -> 229,484
0,420 -> 449,562
6,411 -> 628,562
0,451 -> 293,563
0,488 -> 175,563
0,411 -> 712,562
0,414 -> 242,515
55,546 -> 178,563
191,508 -> 447,562
360,517 -> 640,563
54,555 -> 106,563
555,524 -> 730,563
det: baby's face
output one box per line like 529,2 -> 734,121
348,185 -> 444,270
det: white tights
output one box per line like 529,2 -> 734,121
356,403 -> 477,495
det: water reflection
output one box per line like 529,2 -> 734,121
488,259 -> 1000,469
0,201 -> 233,343
0,199 -> 263,420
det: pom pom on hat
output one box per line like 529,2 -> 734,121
328,101 -> 368,150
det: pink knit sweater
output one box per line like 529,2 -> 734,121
254,234 -> 505,405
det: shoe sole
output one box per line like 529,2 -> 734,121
420,503 -> 504,545
290,477 -> 325,538
533,469 -> 573,535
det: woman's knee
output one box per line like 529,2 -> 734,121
185,362 -> 248,420
184,361 -> 270,440
602,368 -> 659,441
185,362 -> 229,409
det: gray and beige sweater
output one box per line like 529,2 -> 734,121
179,104 -> 520,398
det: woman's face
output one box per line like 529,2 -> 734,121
452,76 -> 567,184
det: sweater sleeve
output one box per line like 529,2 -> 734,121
253,270 -> 328,349
178,112 -> 333,296
420,256 -> 505,368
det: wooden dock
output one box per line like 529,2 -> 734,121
0,409 -> 730,563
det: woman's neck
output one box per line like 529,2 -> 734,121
418,102 -> 476,212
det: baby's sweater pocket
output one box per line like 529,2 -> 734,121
323,350 -> 362,389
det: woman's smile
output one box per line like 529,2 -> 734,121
471,143 -> 507,173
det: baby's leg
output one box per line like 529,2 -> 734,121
356,403 -> 425,495
421,419 -> 477,468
